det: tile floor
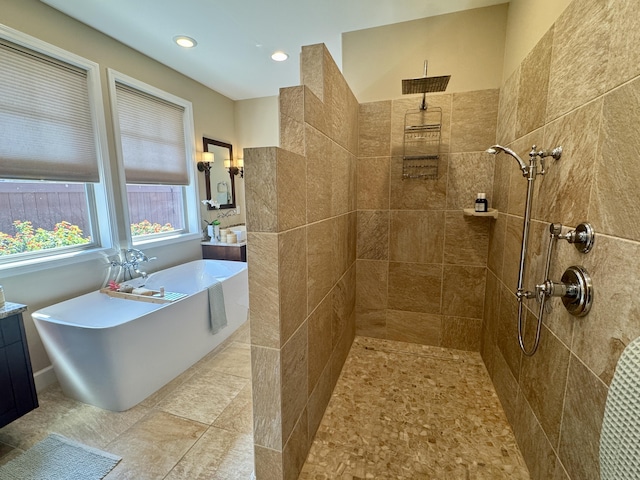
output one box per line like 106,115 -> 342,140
300,336 -> 530,479
0,321 -> 254,480
0,325 -> 529,479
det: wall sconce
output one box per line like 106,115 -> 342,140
197,152 -> 214,173
224,158 -> 244,178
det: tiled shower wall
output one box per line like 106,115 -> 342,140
245,44 -> 357,480
355,90 -> 499,351
482,0 -> 640,479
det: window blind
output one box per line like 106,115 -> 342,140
0,40 -> 100,182
115,83 -> 189,185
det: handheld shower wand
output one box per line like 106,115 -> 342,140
486,144 -> 562,355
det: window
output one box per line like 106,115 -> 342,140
109,70 -> 197,243
0,25 -> 111,264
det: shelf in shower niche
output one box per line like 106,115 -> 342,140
463,208 -> 499,219
99,288 -> 188,304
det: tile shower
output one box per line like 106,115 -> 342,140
245,1 -> 640,478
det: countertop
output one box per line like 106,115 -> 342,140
0,302 -> 28,320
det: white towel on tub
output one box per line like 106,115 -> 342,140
208,280 -> 227,334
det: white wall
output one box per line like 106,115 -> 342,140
342,4 -> 509,103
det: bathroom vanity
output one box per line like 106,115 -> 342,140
201,241 -> 247,262
0,302 -> 38,427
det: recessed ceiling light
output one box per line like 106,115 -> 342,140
173,36 -> 197,48
271,51 -> 288,62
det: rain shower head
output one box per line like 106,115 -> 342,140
402,75 -> 451,94
486,144 -> 528,175
402,60 -> 451,94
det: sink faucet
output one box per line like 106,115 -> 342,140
110,248 -> 156,281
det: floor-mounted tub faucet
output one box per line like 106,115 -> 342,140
110,248 -> 156,281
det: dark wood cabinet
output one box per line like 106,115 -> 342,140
0,307 -> 38,428
202,243 -> 247,262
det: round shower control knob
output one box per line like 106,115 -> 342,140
560,265 -> 593,317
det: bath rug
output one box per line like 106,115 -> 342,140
0,433 -> 121,480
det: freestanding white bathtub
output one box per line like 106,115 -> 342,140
32,259 -> 248,411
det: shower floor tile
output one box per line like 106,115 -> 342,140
299,336 -> 530,479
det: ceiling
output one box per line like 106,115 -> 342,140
41,0 -> 508,101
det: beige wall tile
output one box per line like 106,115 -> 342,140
248,233 -> 280,349
355,306 -> 387,339
330,319 -> 354,389
387,262 -> 442,313
386,309 -> 441,346
245,147 -> 277,233
491,347 -> 519,426
450,89 -> 500,153
443,211 -> 489,266
305,125 -> 332,223
591,77 -> 640,241
512,390 -> 559,480
279,115 -> 305,157
487,213 -> 506,276
557,354 -> 607,480
283,409 -> 309,480
535,98 -> 601,225
571,235 -> 640,386
446,152 -> 495,210
546,0 -> 612,121
441,265 -> 486,319
303,86 -> 328,137
357,156 -> 390,210
519,325 -> 570,447
254,445 -> 283,480
502,215 -> 523,295
307,296 -> 332,396
307,363 -> 331,441
359,101 -> 391,157
497,285 -> 522,382
606,0 -> 640,91
496,69 -> 519,146
277,149 -> 307,231
300,44 -> 324,102
280,87 -> 306,157
331,213 -> 349,284
516,28 -> 553,138
482,271 -> 501,370
330,142 -> 351,217
441,316 -> 482,352
280,323 -> 308,447
491,145 -> 511,214
389,155 -> 448,210
390,210 -> 445,264
332,265 -> 356,348
356,210 -> 389,260
307,219 -> 334,314
251,346 -> 282,450
279,227 -> 307,345
280,86 -> 304,122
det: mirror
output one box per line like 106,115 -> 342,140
200,137 -> 236,209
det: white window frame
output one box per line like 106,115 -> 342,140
107,69 -> 200,248
0,24 -> 116,277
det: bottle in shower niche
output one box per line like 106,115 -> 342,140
475,193 -> 488,213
